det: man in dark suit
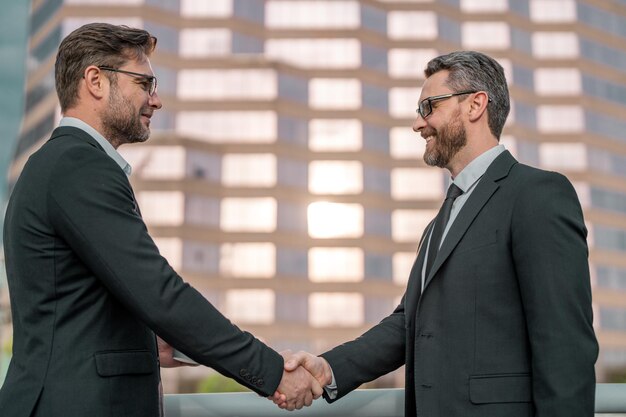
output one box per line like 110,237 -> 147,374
0,23 -> 321,417
274,51 -> 598,416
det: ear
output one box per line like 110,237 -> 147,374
467,91 -> 489,123
83,65 -> 108,100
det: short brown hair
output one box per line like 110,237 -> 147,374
55,23 -> 157,112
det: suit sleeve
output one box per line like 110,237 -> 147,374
320,296 -> 406,402
511,171 -> 598,416
46,146 -> 283,396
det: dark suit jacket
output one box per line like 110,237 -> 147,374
0,127 -> 283,417
321,151 -> 598,417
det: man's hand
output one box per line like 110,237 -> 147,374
157,336 -> 195,368
270,350 -> 332,410
274,362 -> 323,411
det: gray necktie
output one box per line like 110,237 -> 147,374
425,183 -> 463,277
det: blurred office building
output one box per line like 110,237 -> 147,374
6,0 -> 626,390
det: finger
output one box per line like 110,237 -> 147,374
304,391 -> 313,407
284,350 -> 311,371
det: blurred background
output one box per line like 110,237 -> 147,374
1,0 -> 626,394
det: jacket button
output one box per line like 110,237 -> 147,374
257,379 -> 264,387
239,369 -> 248,377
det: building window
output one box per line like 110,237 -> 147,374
308,202 -> 364,238
180,0 -> 232,17
460,0 -> 508,12
309,79 -> 361,109
119,146 -> 186,179
308,247 -> 364,282
222,154 -> 277,187
179,29 -> 231,57
393,252 -> 416,285
266,1 -> 360,28
220,198 -> 277,232
462,22 -> 510,49
388,49 -> 438,79
309,293 -> 364,327
265,39 -> 361,68
226,289 -> 275,324
536,106 -> 584,133
137,191 -> 184,226
539,143 -> 587,170
534,68 -> 582,96
178,69 -> 277,100
309,161 -> 363,194
176,111 -> 277,143
532,32 -> 579,59
388,11 -> 438,40
391,168 -> 444,200
530,0 -> 576,22
390,127 -> 424,159
392,209 -> 438,243
389,87 -> 422,118
220,243 -> 276,278
309,119 -> 362,151
152,238 -> 182,270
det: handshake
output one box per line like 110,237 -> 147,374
269,350 -> 333,411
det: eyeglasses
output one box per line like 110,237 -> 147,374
416,90 -> 479,119
98,66 -> 158,96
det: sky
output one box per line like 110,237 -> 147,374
0,1 -> 29,232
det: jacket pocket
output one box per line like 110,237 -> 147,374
95,350 -> 155,377
469,373 -> 531,404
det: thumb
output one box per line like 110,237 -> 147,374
283,351 -> 307,371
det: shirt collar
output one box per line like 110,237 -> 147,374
59,117 -> 132,176
452,144 -> 506,192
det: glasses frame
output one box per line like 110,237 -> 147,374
416,90 -> 482,119
98,66 -> 158,96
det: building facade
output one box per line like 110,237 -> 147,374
6,0 -> 626,389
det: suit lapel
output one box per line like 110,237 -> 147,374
422,151 -> 517,292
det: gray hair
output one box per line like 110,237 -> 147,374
425,51 -> 510,139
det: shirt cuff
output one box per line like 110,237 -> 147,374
323,365 -> 338,400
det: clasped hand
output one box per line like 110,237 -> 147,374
269,350 -> 333,411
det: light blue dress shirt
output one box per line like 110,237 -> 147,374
59,117 -> 132,177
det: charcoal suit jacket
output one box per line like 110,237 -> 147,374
0,126 -> 283,417
321,150 -> 598,417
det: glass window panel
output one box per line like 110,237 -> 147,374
534,68 -> 582,95
179,29 -> 231,57
391,168 -> 444,200
66,0 -> 143,3
181,0 -> 232,17
309,161 -> 363,194
178,69 -> 277,100
220,198 -> 277,232
176,111 -> 277,143
462,22 -> 510,49
393,252 -> 416,285
309,79 -> 361,109
309,119 -> 362,151
220,243 -> 276,278
137,191 -> 184,225
388,49 -> 438,78
308,202 -> 364,238
266,1 -> 360,28
461,0 -> 508,12
388,11 -> 438,40
532,32 -> 579,58
225,289 -> 274,324
152,238 -> 182,270
536,106 -> 584,133
119,146 -> 185,179
265,39 -> 361,68
222,154 -> 276,187
309,247 -> 364,281
185,195 -> 220,227
539,143 -> 587,170
390,127 -> 424,159
309,293 -> 363,327
530,0 -> 576,22
392,209 -> 438,242
389,87 -> 421,118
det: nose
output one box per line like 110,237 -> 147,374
149,91 -> 163,110
412,112 -> 426,132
